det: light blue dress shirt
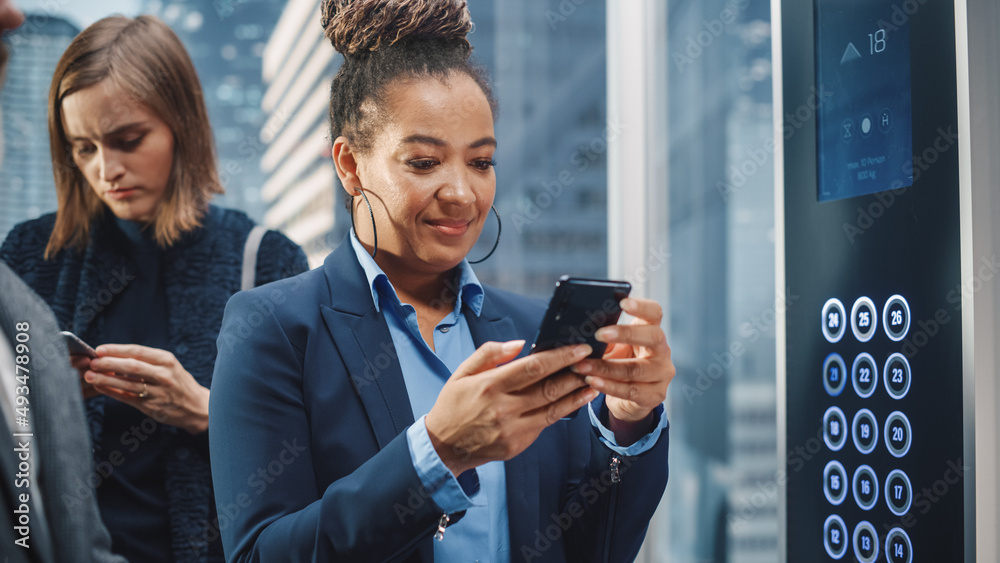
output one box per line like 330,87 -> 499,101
348,231 -> 667,562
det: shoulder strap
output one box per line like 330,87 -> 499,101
241,225 -> 268,291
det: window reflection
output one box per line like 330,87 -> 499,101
663,0 -> 777,561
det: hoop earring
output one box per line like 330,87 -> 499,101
350,189 -> 378,259
469,205 -> 501,264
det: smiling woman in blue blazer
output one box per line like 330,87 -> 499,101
209,1 -> 673,562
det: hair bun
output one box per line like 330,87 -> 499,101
321,0 -> 472,56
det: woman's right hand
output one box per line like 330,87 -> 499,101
70,354 -> 100,399
425,340 -> 598,476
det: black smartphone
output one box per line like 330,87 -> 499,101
61,331 -> 97,358
530,276 -> 632,359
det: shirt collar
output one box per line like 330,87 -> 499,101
348,229 -> 484,317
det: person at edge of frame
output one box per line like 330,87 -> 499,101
0,2 -> 124,562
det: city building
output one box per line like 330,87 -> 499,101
0,14 -> 80,242
257,0 -> 341,266
141,0 -> 286,223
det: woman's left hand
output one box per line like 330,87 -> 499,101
571,298 -> 674,445
84,344 -> 209,434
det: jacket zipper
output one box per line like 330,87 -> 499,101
434,513 -> 451,541
602,455 -> 623,561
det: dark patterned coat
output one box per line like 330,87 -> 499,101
0,205 -> 309,562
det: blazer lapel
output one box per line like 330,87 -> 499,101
318,242 -> 414,449
463,292 -> 519,350
464,292 -> 541,558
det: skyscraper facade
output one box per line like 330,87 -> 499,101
463,0 -> 609,297
0,14 -> 79,242
141,0 -> 286,223
257,0 -> 341,266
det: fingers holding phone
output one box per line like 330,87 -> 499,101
86,344 -> 210,434
572,297 -> 674,431
425,340 -> 597,476
70,354 -> 101,399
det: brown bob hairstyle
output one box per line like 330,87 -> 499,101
45,15 -> 223,258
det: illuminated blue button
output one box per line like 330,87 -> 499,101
823,353 -> 847,397
824,514 -> 848,559
885,527 -> 913,563
883,353 -> 912,399
852,409 -> 878,454
852,521 -> 879,563
882,295 -> 911,341
851,353 -> 878,398
822,298 -> 847,343
823,460 -> 848,505
850,296 -> 877,342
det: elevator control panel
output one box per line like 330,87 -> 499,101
781,0 -> 965,560
818,294 -> 917,562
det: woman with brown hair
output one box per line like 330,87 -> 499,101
0,15 -> 308,562
210,1 -> 672,561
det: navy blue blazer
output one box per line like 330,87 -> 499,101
209,239 -> 669,562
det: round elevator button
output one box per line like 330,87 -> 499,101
823,298 -> 847,343
851,296 -> 877,342
824,514 -> 848,559
852,465 -> 879,511
883,295 -> 911,341
824,353 -> 847,397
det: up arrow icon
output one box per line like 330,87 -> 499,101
840,42 -> 862,64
